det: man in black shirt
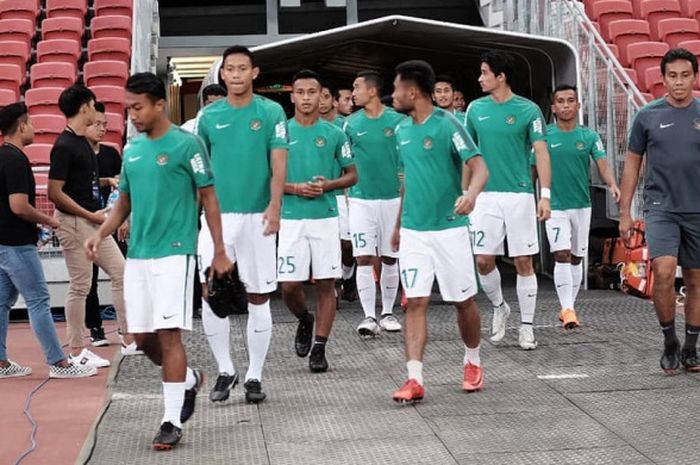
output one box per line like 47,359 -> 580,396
48,85 -> 130,367
0,102 -> 96,379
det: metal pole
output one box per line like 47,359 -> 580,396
346,0 -> 358,24
266,0 -> 279,36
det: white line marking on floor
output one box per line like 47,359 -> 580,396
537,374 -> 590,380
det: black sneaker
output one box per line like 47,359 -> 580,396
244,379 -> 267,403
152,421 -> 182,450
209,372 -> 239,402
660,342 -> 680,374
341,277 -> 358,302
180,369 -> 204,423
295,313 -> 314,357
681,348 -> 700,372
89,327 -> 108,347
309,343 -> 328,373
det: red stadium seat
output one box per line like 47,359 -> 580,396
94,0 -> 133,17
627,41 -> 670,90
591,1 -> 634,41
0,88 -> 16,106
30,62 -> 77,88
42,17 -> 84,42
0,64 -> 24,99
91,15 -> 132,40
0,0 -> 39,24
608,20 -> 651,66
677,39 -> 700,60
0,18 -> 35,43
25,87 -> 64,116
640,0 -> 682,40
24,144 -> 53,167
37,39 -> 82,65
693,90 -> 700,97
32,114 -> 66,145
33,171 -> 49,188
0,41 -> 30,72
88,38 -> 131,63
103,113 -> 125,145
46,0 -> 87,21
604,43 -> 621,62
92,85 -> 126,115
681,0 -> 700,19
656,18 -> 700,47
644,67 -> 666,96
84,60 -> 129,87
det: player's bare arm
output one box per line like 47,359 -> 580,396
314,164 -> 357,192
455,155 -> 488,216
200,185 -> 234,277
618,151 -> 643,246
391,183 -> 404,252
595,158 -> 621,202
263,147 -> 287,236
532,140 -> 551,221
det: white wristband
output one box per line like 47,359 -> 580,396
540,187 -> 551,199
462,190 -> 469,195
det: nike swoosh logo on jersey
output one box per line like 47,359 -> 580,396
478,116 -> 490,121
551,143 -> 563,148
357,131 -> 368,136
400,140 -> 411,145
128,156 -> 142,162
216,123 -> 231,129
289,140 -> 299,145
659,123 -> 674,129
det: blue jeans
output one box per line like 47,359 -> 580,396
0,244 -> 65,365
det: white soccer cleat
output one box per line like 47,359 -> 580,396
489,302 -> 511,342
357,316 -> 380,338
379,314 -> 402,332
120,341 -> 144,356
518,325 -> 538,350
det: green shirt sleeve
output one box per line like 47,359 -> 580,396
186,135 -> 214,188
527,105 -> 547,144
336,131 -> 354,169
194,110 -> 210,151
118,164 -> 130,193
268,104 -> 290,150
464,103 -> 478,144
589,131 -> 606,161
447,114 -> 479,162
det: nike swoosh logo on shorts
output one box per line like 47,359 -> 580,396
163,314 -> 177,320
266,279 -> 275,285
528,242 -> 536,247
216,123 -> 231,129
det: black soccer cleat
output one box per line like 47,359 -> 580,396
209,372 -> 239,403
244,379 -> 267,403
681,348 -> 700,372
152,422 -> 182,451
181,368 -> 205,423
309,344 -> 329,373
660,344 -> 681,374
295,313 -> 314,357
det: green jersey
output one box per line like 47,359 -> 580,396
530,124 -> 606,210
331,114 -> 346,196
282,118 -> 354,220
195,95 -> 289,213
453,109 -> 466,124
465,95 -> 546,193
344,107 -> 405,200
396,108 -> 480,231
119,126 -> 213,259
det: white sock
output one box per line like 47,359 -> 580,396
356,265 -> 376,319
516,274 -> 538,324
571,263 -> 583,305
553,262 -> 574,309
202,301 -> 235,374
464,344 -> 481,367
479,268 -> 505,307
380,263 -> 399,315
161,382 -> 185,428
245,302 -> 272,382
406,360 -> 423,385
185,367 -> 196,389
342,262 -> 355,281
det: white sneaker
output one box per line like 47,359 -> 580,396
0,360 -> 32,378
379,314 -> 402,332
50,360 -> 98,378
69,348 -> 110,368
518,325 -> 538,350
120,341 -> 144,356
357,316 -> 380,337
489,302 -> 511,342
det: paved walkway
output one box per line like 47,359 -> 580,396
81,281 -> 699,465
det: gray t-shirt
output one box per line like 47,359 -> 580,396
628,98 -> 700,213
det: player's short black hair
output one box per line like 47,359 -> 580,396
94,101 -> 106,113
434,74 -> 455,90
395,60 -> 435,98
292,69 -> 322,86
320,80 -> 339,100
202,83 -> 226,100
480,51 -> 515,85
0,102 -> 28,135
58,85 -> 96,118
552,84 -> 578,100
222,45 -> 256,67
661,48 -> 699,75
126,72 -> 167,103
357,71 -> 383,92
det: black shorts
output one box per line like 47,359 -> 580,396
645,210 -> 700,268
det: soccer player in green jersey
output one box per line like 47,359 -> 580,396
390,60 -> 489,403
279,70 -> 357,373
433,75 -> 465,121
537,85 -> 620,328
465,51 -> 552,350
338,88 -> 354,116
195,46 -> 288,403
454,90 -> 467,113
85,73 -> 233,450
346,70 -> 406,336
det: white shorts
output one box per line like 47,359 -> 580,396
337,194 -> 351,241
470,192 -> 539,257
399,227 -> 478,302
124,255 -> 195,333
348,197 -> 400,258
198,213 -> 277,294
277,217 -> 341,281
545,207 -> 592,257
